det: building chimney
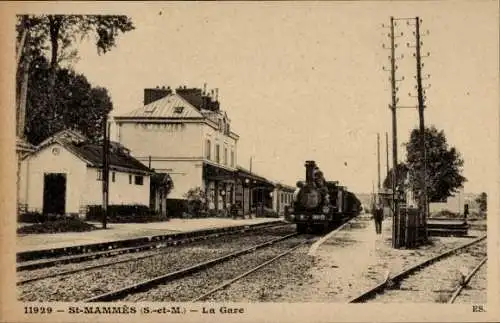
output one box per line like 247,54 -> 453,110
144,87 -> 171,105
215,88 -> 219,101
176,86 -> 204,110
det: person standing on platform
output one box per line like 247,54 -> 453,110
373,196 -> 384,234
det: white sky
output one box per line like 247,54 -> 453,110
65,1 -> 498,194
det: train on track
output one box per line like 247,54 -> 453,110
285,160 -> 362,233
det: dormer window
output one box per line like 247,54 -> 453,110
174,106 -> 184,114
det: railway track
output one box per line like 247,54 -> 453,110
349,235 -> 487,303
18,225 -> 297,302
17,222 -> 289,271
84,232 -> 312,302
448,256 -> 487,304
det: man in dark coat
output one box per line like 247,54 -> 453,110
373,197 -> 384,234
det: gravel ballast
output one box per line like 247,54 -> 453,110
18,225 -> 295,302
121,235 -> 310,302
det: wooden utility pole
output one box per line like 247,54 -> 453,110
385,132 -> 389,178
415,17 -> 428,241
377,133 -> 381,191
389,16 -> 400,248
102,117 -> 110,229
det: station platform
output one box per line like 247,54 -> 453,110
299,214 -> 484,302
17,216 -> 283,253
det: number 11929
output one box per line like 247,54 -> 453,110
24,306 -> 53,314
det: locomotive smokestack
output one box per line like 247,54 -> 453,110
305,160 -> 316,185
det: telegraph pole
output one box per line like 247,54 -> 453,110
102,117 -> 110,229
377,133 -> 381,191
385,132 -> 389,178
415,17 -> 428,241
389,16 -> 400,248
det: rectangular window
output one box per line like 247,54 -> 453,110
231,150 -> 234,167
112,172 -> 116,182
97,170 -> 103,181
224,147 -> 228,165
205,139 -> 211,160
135,175 -> 144,185
129,174 -> 132,184
215,144 -> 220,163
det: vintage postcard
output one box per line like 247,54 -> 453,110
1,1 -> 498,323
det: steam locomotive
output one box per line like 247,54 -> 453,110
286,160 -> 362,233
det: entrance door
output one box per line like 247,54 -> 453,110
43,173 -> 66,215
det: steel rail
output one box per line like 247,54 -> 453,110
17,221 -> 286,263
83,233 -> 298,302
191,238 -> 312,302
17,224 -> 293,285
17,222 -> 289,271
448,256 -> 487,304
348,234 -> 487,303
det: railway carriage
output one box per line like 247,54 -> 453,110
286,160 -> 361,233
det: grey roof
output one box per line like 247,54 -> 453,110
33,129 -> 152,174
116,93 -> 204,119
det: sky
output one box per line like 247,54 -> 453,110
53,1 -> 498,194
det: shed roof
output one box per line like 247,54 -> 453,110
65,141 -> 152,173
33,129 -> 152,174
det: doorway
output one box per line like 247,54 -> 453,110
43,173 -> 66,215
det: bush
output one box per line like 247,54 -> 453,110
86,204 -> 167,223
18,212 -> 79,223
17,218 -> 98,234
18,211 -> 46,223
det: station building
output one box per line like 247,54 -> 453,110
114,86 -> 281,216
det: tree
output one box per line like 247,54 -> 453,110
405,126 -> 466,203
21,55 -> 113,145
475,192 -> 487,213
382,162 -> 409,191
16,15 -> 135,140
